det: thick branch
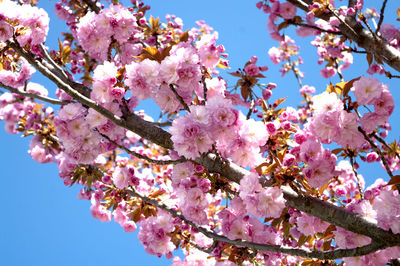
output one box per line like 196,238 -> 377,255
126,187 -> 387,260
282,186 -> 400,247
287,0 -> 400,73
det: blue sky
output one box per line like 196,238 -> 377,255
1,1 -> 400,265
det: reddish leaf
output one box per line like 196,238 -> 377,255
273,97 -> 287,108
387,175 -> 400,186
343,76 -> 361,97
366,53 -> 373,66
228,72 -> 243,78
241,86 -> 250,101
179,30 -> 189,42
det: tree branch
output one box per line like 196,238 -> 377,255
82,0 -> 100,14
287,0 -> 400,73
169,84 -> 190,112
0,81 -> 68,105
287,20 -> 341,35
376,0 -> 388,33
99,131 -> 186,165
10,39 -> 400,256
126,187 -> 387,260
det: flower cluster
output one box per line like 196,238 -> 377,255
75,4 -> 137,61
0,0 -> 49,47
170,95 -> 268,167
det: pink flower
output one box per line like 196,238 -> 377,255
373,190 -> 400,233
366,152 -> 379,163
320,67 -> 336,78
279,2 -> 296,19
283,153 -> 296,167
297,213 -> 329,236
373,89 -> 394,116
0,20 -> 13,42
112,164 -> 136,189
311,92 -> 343,115
244,63 -> 260,76
352,76 -> 383,106
255,187 -> 286,218
268,47 -> 281,64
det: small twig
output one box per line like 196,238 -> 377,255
376,0 -> 388,33
361,18 -> 378,42
246,99 -> 255,120
289,59 -> 303,89
39,44 -> 69,81
358,127 -> 393,178
327,6 -> 359,37
372,132 -> 400,161
386,73 -> 400,79
201,74 -> 208,104
190,240 -> 218,254
349,155 -> 364,199
99,131 -> 186,165
287,20 -> 341,35
169,84 -> 190,112
0,81 -> 68,105
348,48 -> 368,54
335,61 -> 344,82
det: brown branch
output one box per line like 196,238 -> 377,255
169,84 -> 190,112
376,0 -> 388,33
348,0 -> 357,8
349,156 -> 364,199
39,44 -> 70,81
287,20 -> 341,35
82,0 -> 100,14
99,131 -> 186,165
372,132 -> 400,161
287,0 -> 400,73
281,186 -> 400,246
0,81 -> 68,105
358,127 -> 394,179
126,187 -> 387,260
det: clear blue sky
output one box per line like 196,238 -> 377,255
1,1 -> 400,265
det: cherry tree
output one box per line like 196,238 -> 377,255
1,0 -> 400,265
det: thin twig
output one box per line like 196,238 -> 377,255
372,132 -> 400,161
348,48 -> 368,54
169,84 -> 190,112
0,81 -> 68,105
376,0 -> 388,33
99,131 -> 186,165
287,20 -> 341,35
246,99 -> 254,120
358,127 -> 393,178
201,74 -> 208,104
39,44 -> 70,81
350,155 -> 364,199
327,6 -> 359,37
190,240 -> 218,254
